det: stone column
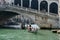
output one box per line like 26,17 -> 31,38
29,0 -> 32,8
11,0 -> 14,5
48,2 -> 49,14
59,0 -> 60,28
21,0 -> 23,7
38,0 -> 40,11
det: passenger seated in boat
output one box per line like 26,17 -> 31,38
31,25 -> 40,33
28,25 -> 32,32
28,24 -> 40,33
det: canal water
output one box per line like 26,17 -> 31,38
0,29 -> 59,40
0,11 -> 59,40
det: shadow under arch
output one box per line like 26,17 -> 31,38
31,0 -> 38,10
49,2 -> 58,14
0,11 -> 19,20
23,0 -> 29,8
0,11 -> 19,25
40,1 -> 48,12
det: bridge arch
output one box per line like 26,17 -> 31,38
40,1 -> 48,12
23,0 -> 29,8
0,11 -> 19,25
0,11 -> 19,17
49,2 -> 58,14
31,0 -> 38,10
2,10 -> 34,24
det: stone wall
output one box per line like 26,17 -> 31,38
58,0 -> 60,28
15,12 -> 58,28
35,15 -> 58,28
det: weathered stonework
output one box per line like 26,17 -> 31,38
58,0 -> 60,15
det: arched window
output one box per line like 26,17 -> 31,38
31,0 -> 38,10
40,1 -> 48,12
49,2 -> 58,14
23,0 -> 29,8
14,0 -> 17,5
14,0 -> 21,6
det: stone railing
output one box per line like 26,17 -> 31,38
0,4 -> 58,19
49,0 -> 58,1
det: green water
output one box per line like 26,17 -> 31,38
0,29 -> 58,40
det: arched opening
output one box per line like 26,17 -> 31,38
0,11 -> 19,19
23,0 -> 29,8
31,0 -> 38,10
0,11 -> 19,25
40,1 -> 48,12
14,0 -> 17,5
49,2 -> 58,14
14,0 -> 21,6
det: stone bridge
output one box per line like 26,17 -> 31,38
0,5 -> 59,28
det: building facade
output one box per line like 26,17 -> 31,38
14,0 -> 58,14
14,0 -> 59,28
0,0 -> 59,28
0,0 -> 58,14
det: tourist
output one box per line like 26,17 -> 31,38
31,25 -> 39,34
28,25 -> 32,32
27,24 -> 40,34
